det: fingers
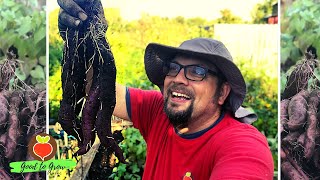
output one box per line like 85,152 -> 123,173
58,0 -> 106,31
59,9 -> 82,29
57,0 -> 88,22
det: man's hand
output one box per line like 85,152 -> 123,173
57,0 -> 106,40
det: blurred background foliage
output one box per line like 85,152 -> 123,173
49,0 -> 278,178
281,0 -> 320,93
0,0 -> 46,88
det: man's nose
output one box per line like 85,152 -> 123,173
172,68 -> 189,85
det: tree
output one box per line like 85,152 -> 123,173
251,0 -> 276,24
216,9 -> 243,24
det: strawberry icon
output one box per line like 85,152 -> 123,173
33,135 -> 53,161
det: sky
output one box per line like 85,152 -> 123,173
47,0 -> 265,21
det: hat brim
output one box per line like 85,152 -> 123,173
144,42 -> 246,113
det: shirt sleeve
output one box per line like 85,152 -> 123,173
210,125 -> 274,180
127,87 -> 164,142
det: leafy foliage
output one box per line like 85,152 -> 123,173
109,128 -> 146,180
0,0 -> 46,88
49,66 -> 62,121
239,59 -> 278,138
281,0 -> 320,95
251,0 -> 277,24
281,0 -> 320,73
216,9 -> 244,24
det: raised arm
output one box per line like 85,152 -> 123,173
114,83 -> 130,120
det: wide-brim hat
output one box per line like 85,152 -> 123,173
144,38 -> 246,114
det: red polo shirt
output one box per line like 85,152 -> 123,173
127,87 -> 274,179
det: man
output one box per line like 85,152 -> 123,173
57,0 -> 274,179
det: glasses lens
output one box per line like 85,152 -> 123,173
186,66 -> 206,81
167,62 -> 181,76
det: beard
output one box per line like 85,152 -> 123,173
164,92 -> 194,127
163,83 -> 222,127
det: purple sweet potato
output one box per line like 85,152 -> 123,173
58,28 -> 86,146
287,90 -> 309,131
74,0 -> 125,163
280,99 -> 290,134
282,131 -> 301,147
6,91 -> 23,159
281,160 -> 308,179
92,9 -> 125,163
0,169 -> 11,180
0,93 -> 8,128
304,90 -> 320,160
77,83 -> 100,155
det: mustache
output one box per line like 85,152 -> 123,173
166,84 -> 194,99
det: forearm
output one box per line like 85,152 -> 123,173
114,83 -> 130,120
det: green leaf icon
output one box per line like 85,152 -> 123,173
35,135 -> 50,143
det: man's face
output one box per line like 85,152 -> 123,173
163,56 -> 227,127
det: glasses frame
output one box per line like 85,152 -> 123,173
164,61 -> 219,81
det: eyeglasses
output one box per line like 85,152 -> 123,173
163,62 -> 218,81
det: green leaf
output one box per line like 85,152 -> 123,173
280,34 -> 293,42
124,174 -> 132,180
1,10 -> 15,21
300,10 -> 313,21
15,68 -> 26,81
43,136 -> 50,143
303,0 -> 315,7
307,76 -> 315,90
281,47 -> 290,64
293,18 -> 304,33
3,0 -> 15,7
17,22 -> 32,36
313,68 -> 320,82
35,135 -> 40,143
291,48 -> 302,63
34,135 -> 50,143
34,27 -> 46,44
295,33 -> 315,52
131,163 -> 140,173
0,20 -> 7,33
39,56 -> 46,66
30,65 -> 45,80
312,38 -> 320,54
117,163 -> 127,172
280,74 -> 287,94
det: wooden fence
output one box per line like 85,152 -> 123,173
214,24 -> 278,78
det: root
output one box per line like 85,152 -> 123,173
282,55 -> 318,99
27,90 -> 46,134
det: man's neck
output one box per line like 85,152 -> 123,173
176,109 -> 222,135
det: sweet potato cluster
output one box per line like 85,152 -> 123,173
281,52 -> 320,179
58,0 -> 125,163
281,90 -> 320,179
0,89 -> 46,179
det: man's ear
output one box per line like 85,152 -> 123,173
218,82 -> 231,105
